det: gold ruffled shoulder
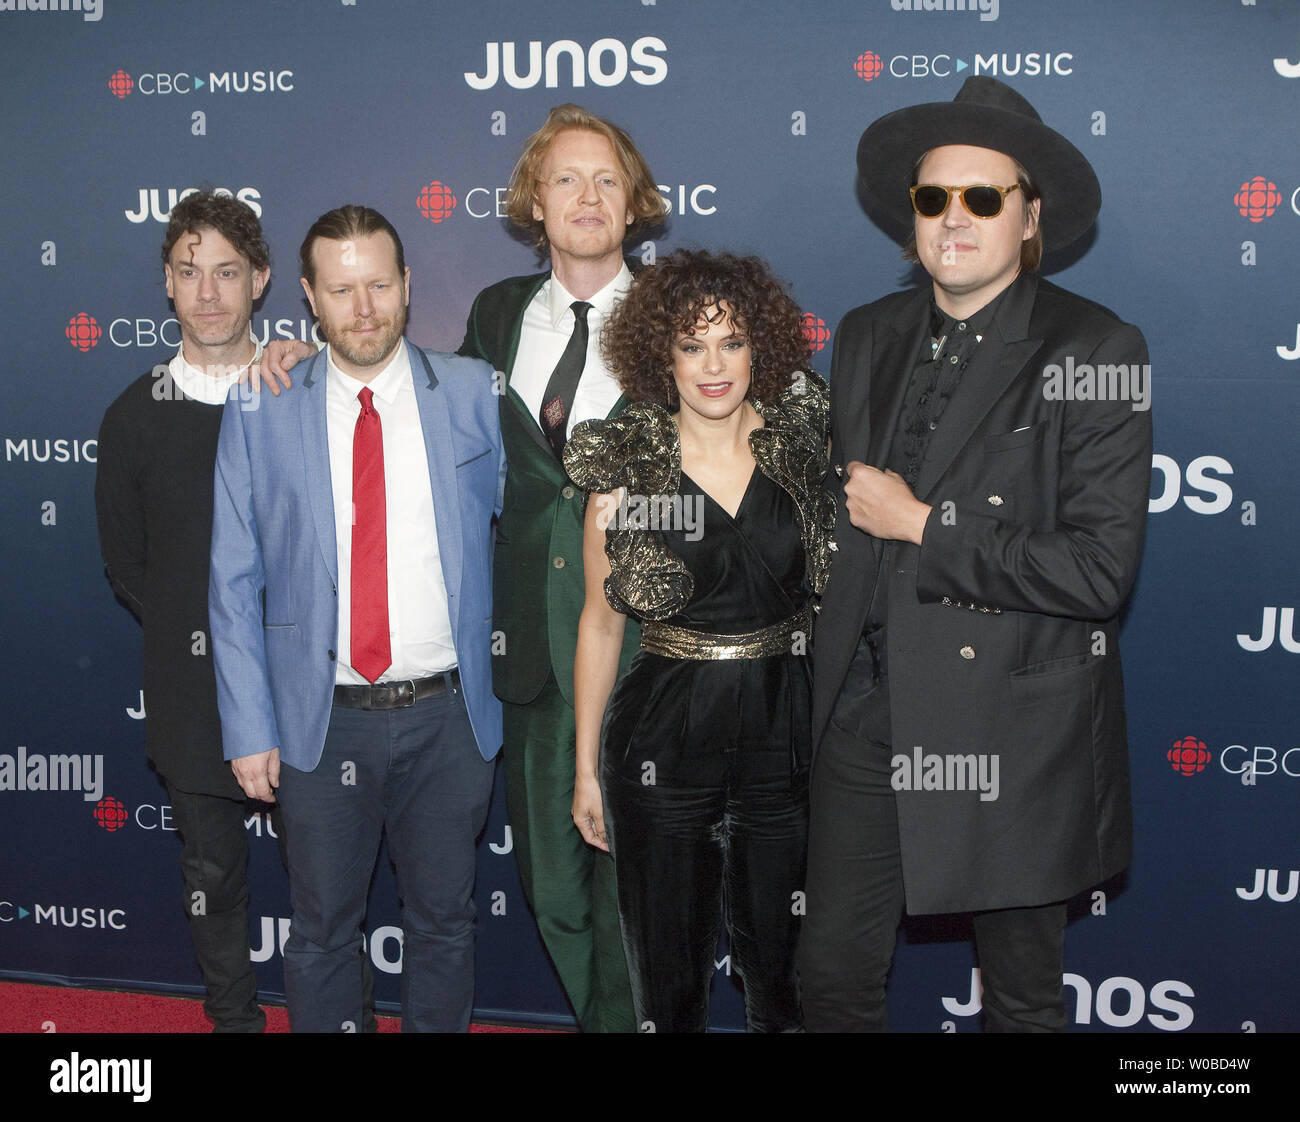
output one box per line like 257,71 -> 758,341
563,403 -> 680,498
563,403 -> 693,621
751,371 -> 835,595
753,369 -> 830,439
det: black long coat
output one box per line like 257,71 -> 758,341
814,272 -> 1152,913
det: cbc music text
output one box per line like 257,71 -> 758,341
20,904 -> 127,930
5,437 -> 96,464
463,183 -> 715,220
117,70 -> 293,96
886,52 -> 1073,79
105,316 -> 323,350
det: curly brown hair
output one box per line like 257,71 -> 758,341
601,250 -> 810,408
161,189 -> 269,272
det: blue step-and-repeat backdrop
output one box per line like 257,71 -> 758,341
1,0 -> 1296,1033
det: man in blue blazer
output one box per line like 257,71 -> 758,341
210,205 -> 504,1032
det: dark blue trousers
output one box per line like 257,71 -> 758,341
277,684 -> 494,1032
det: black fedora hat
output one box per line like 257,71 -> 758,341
857,76 -> 1100,251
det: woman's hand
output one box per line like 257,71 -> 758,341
573,772 -> 610,852
572,488 -> 626,854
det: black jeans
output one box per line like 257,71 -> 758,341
165,783 -> 265,1032
798,670 -> 1067,1032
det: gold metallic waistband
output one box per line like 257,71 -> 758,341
639,606 -> 812,661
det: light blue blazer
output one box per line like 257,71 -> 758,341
210,341 -> 505,770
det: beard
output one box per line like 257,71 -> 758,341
320,305 -> 406,372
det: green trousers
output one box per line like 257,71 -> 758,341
503,676 -> 634,1032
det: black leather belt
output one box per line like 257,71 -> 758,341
332,670 -> 460,711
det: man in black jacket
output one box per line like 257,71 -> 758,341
96,190 -> 270,1031
799,78 -> 1152,1031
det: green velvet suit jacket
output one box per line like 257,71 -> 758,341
459,270 -> 640,707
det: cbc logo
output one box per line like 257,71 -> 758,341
1232,176 -> 1300,220
801,314 -> 830,354
66,313 -> 102,352
1235,177 -> 1282,222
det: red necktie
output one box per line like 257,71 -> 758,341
351,386 -> 390,683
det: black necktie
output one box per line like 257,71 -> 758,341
540,301 -> 592,460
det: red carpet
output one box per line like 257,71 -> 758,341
0,982 -> 557,1033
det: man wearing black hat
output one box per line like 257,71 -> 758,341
800,77 -> 1151,1031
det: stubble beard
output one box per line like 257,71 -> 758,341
324,307 -> 406,371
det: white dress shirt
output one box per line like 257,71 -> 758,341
167,332 -> 260,405
324,343 -> 456,685
511,263 -> 631,434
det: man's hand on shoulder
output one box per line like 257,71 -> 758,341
248,340 -> 318,397
844,462 -> 931,545
231,747 -> 280,803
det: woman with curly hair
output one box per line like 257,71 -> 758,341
564,249 -> 834,1031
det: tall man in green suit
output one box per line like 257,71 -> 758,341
458,105 -> 665,1032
